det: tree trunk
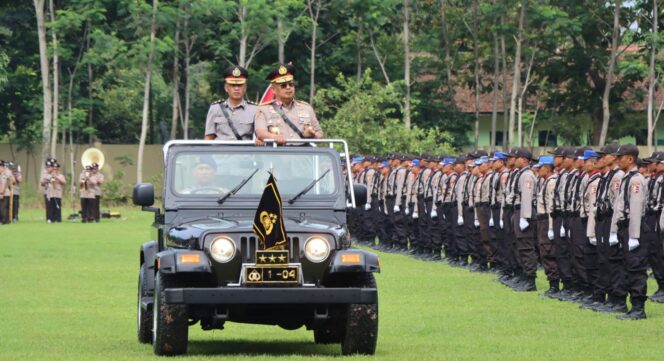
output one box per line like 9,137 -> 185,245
170,3 -> 181,141
369,30 -> 390,83
501,32 -> 508,148
440,0 -> 454,97
277,18 -> 285,63
137,0 -> 158,184
34,0 -> 52,165
508,1 -> 526,149
491,34 -> 499,151
647,0 -> 658,153
183,7 -> 191,140
307,0 -> 320,104
49,0 -> 59,158
356,22 -> 362,81
599,0 -> 621,147
472,0 -> 480,149
238,4 -> 247,67
86,21 -> 93,145
403,0 -> 411,129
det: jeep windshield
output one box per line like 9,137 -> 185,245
173,151 -> 338,198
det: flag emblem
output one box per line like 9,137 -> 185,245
253,174 -> 288,250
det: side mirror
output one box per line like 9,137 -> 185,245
352,184 -> 367,207
133,183 -> 155,207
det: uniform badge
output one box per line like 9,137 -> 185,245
278,66 -> 287,75
268,125 -> 280,135
631,184 -> 640,194
590,185 -> 597,195
232,67 -> 241,77
525,180 -> 532,189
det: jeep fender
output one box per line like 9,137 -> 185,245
156,249 -> 213,274
327,250 -> 381,274
140,241 -> 158,269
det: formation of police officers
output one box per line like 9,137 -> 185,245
349,144 -> 664,320
0,160 -> 21,224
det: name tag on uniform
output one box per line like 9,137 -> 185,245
298,111 -> 310,123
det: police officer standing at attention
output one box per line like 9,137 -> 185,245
255,63 -> 324,144
609,144 -> 649,320
205,65 -> 257,141
0,161 -> 8,224
511,148 -> 538,292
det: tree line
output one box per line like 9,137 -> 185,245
0,0 -> 662,182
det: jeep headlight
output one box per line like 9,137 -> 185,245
304,236 -> 330,263
209,236 -> 236,263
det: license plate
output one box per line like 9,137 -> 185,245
244,266 -> 299,284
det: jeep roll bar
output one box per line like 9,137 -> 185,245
162,139 -> 357,208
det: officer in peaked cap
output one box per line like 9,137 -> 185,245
254,63 -> 324,145
204,65 -> 257,141
608,144 -> 649,319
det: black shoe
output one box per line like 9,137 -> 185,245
542,281 -> 560,298
595,302 -> 628,313
552,288 -> 574,301
617,309 -> 647,320
648,289 -> 664,303
515,276 -> 537,292
469,263 -> 482,272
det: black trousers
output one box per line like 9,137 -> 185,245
81,198 -> 95,222
500,208 -> 517,273
570,216 -> 589,289
12,195 -> 19,221
461,206 -> 476,262
553,215 -> 573,286
537,217 -> 559,282
429,203 -> 444,251
415,196 -> 429,249
0,197 -> 8,224
490,207 -> 503,268
512,213 -> 538,277
47,197 -> 62,222
645,212 -> 664,289
375,202 -> 390,245
442,205 -> 459,259
617,222 -> 650,307
94,196 -> 101,221
476,205 -> 493,264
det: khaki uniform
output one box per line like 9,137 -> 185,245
205,99 -> 257,140
254,100 -> 322,139
42,170 -> 66,222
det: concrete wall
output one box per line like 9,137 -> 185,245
0,143 -> 164,192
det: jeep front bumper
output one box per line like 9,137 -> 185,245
164,287 -> 377,304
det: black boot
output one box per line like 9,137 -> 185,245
648,286 -> 664,303
617,300 -> 647,320
593,295 -> 628,313
515,275 -> 537,292
543,280 -> 560,298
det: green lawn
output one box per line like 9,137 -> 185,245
2,208 -> 664,361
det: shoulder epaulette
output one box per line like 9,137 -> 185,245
246,100 -> 257,105
211,99 -> 223,105
294,99 -> 310,105
259,99 -> 275,106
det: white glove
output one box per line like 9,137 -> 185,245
519,217 -> 529,231
405,207 -> 410,215
560,226 -> 566,238
474,219 -> 480,228
364,203 -> 371,211
489,217 -> 494,227
589,237 -> 597,246
384,208 -> 388,215
412,211 -> 419,219
394,205 -> 400,214
430,209 -> 438,219
499,219 -> 504,229
457,216 -> 464,226
609,232 -> 619,246
547,228 -> 554,241
628,238 -> 639,251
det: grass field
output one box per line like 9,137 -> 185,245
2,208 -> 664,361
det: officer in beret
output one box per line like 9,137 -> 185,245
254,63 -> 324,145
204,65 -> 258,141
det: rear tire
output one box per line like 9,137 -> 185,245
152,272 -> 188,356
137,264 -> 153,344
341,273 -> 378,355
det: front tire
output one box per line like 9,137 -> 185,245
137,264 -> 153,344
341,273 -> 378,355
152,272 -> 188,356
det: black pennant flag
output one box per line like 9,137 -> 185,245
253,174 -> 288,250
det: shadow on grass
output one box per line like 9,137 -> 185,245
187,339 -> 341,357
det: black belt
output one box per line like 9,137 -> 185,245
536,214 -> 548,220
504,205 -> 514,211
477,202 -> 490,207
514,205 -> 521,210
